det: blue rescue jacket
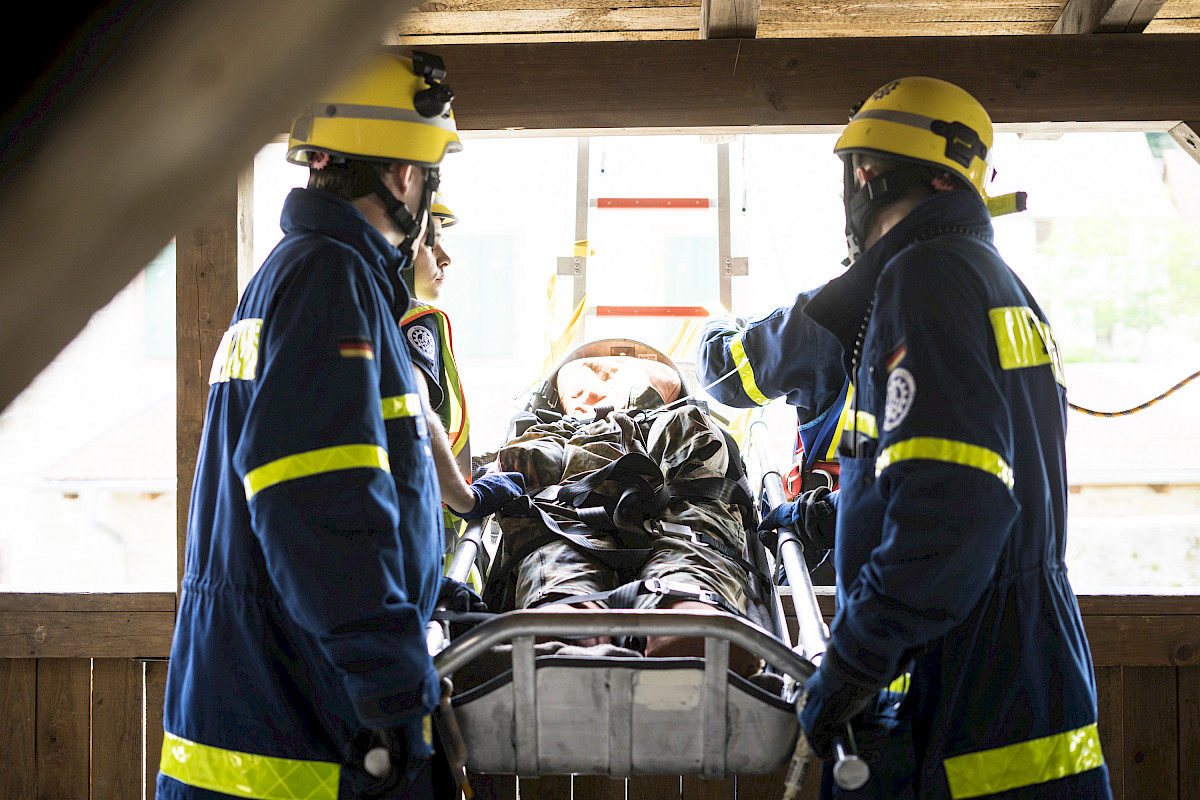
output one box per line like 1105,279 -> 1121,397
158,188 -> 444,800
804,190 -> 1110,799
696,288 -> 849,486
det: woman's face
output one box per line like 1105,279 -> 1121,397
556,356 -> 680,418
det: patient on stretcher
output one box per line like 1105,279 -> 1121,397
478,343 -> 764,678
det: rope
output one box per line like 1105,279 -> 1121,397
1069,367 -> 1200,418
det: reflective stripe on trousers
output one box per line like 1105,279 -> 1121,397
160,732 -> 340,800
942,722 -> 1105,799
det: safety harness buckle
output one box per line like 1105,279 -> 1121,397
641,578 -> 723,608
650,520 -> 702,544
642,577 -> 668,595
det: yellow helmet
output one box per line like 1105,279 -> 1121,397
834,76 -> 994,197
430,195 -> 458,228
287,51 -> 462,168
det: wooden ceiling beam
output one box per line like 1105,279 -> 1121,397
700,0 -> 760,39
0,0 -> 419,414
429,35 -> 1200,132
1052,0 -> 1167,34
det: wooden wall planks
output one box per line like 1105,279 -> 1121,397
1122,666 -> 1179,800
36,658 -> 91,799
1180,667 -> 1200,800
0,658 -> 37,799
92,658 -> 146,799
2,598 -> 1199,799
0,658 -> 168,800
146,660 -> 170,799
1096,665 -> 1125,798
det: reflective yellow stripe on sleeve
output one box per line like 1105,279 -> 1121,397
875,437 -> 1014,489
381,393 -> 421,420
989,306 -> 1066,386
160,732 -> 340,800
943,723 -> 1104,799
243,444 -> 390,499
729,332 -> 770,406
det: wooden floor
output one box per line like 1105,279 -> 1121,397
2,592 -> 1198,799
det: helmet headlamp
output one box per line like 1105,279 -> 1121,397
412,51 -> 455,119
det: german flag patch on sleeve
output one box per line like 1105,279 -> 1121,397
338,336 -> 374,360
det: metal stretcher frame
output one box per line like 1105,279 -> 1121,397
424,419 -> 836,783
423,341 -> 865,789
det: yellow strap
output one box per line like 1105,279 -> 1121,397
943,723 -> 1105,799
160,732 -> 340,800
243,444 -> 390,499
989,306 -> 1066,386
875,437 -> 1014,490
381,393 -> 421,420
209,319 -> 263,384
729,332 -> 770,406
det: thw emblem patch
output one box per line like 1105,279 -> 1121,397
407,325 -> 437,362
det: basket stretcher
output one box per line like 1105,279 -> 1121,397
425,419 -> 833,784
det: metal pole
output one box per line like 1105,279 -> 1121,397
747,419 -> 870,791
748,420 -> 829,661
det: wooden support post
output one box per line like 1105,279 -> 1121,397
176,176 -> 248,593
1168,122 -> 1200,166
700,0 -> 760,40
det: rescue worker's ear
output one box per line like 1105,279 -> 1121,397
391,163 -> 422,195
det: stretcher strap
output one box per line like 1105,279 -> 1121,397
480,497 -> 654,612
481,467 -> 764,613
539,577 -> 741,617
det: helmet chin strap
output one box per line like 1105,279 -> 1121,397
371,165 -> 441,295
370,165 -> 440,319
842,160 -> 938,262
370,166 -> 441,248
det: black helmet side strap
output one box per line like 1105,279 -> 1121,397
370,168 -> 421,243
374,165 -> 441,308
843,160 -> 938,262
370,163 -> 441,246
420,168 -> 440,248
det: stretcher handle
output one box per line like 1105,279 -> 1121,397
433,608 -> 815,682
833,735 -> 870,791
747,421 -> 871,792
446,517 -> 487,586
427,517 -> 489,657
747,422 -> 829,660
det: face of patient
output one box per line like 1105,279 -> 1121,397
556,356 -> 682,418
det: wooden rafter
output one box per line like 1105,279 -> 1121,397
700,0 -> 760,39
432,35 -> 1200,132
1052,0 -> 1167,34
5,23 -> 1200,410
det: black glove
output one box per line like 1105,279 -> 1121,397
358,715 -> 434,799
797,645 -> 881,760
454,471 -> 526,520
758,487 -> 837,554
437,576 -> 487,613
